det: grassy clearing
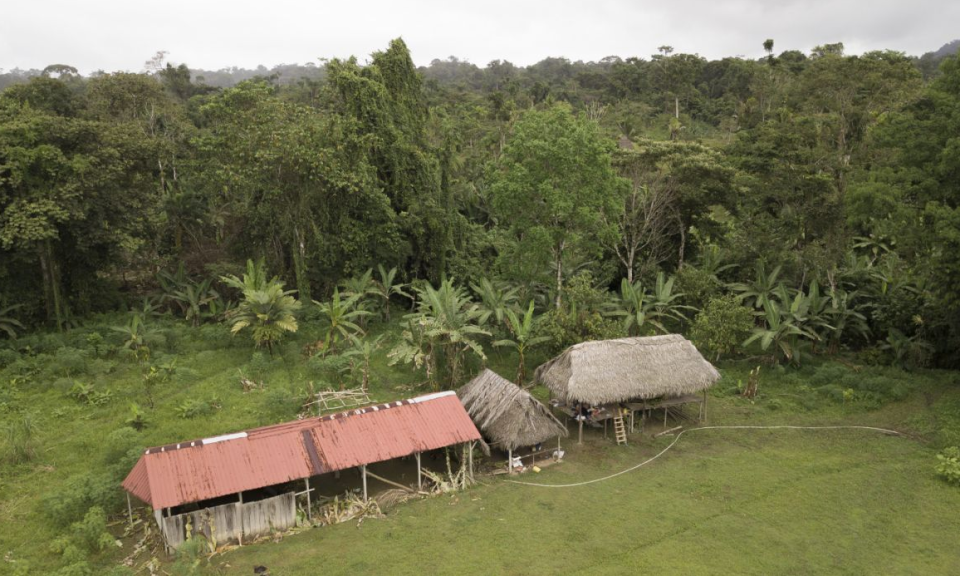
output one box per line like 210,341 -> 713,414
1,314 -> 959,574
205,429 -> 960,576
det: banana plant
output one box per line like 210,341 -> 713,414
313,289 -> 370,355
743,300 -> 819,365
471,277 -> 519,331
729,262 -> 783,309
494,301 -> 549,385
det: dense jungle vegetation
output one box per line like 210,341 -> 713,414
3,38 -> 960,574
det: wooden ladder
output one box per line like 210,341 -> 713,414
614,415 -> 628,445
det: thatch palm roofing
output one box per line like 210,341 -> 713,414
458,369 -> 567,451
535,335 -> 721,405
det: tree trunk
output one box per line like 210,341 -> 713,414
554,241 -> 565,309
291,227 -> 310,302
675,95 -> 680,119
39,240 -> 66,330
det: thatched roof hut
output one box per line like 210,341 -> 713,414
458,369 -> 567,451
535,335 -> 721,405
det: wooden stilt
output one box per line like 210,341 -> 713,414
126,492 -> 133,527
604,417 -> 608,439
557,435 -> 561,458
415,452 -> 422,490
508,448 -> 513,474
578,419 -> 583,444
361,465 -> 368,501
305,477 -> 312,521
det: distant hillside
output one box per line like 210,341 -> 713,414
916,39 -> 959,78
930,39 -> 960,59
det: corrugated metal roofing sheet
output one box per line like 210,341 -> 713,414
121,391 -> 480,509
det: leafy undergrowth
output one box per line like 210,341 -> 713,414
1,316 -> 959,574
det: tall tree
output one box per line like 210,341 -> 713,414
490,103 -> 626,308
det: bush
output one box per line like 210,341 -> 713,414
690,295 -> 754,361
0,348 -> 19,368
175,398 -> 215,419
43,473 -> 122,525
935,447 -> 960,486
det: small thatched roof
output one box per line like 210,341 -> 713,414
458,369 -> 567,451
535,335 -> 721,405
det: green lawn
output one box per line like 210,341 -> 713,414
2,316 -> 960,575
203,427 -> 960,576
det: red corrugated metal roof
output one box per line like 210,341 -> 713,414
122,391 -> 480,509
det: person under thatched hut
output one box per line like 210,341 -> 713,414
458,369 -> 568,473
535,334 -> 721,442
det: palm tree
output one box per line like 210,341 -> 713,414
346,334 -> 385,392
494,301 -> 549,385
224,280 -> 301,353
371,265 -> 410,322
313,289 -> 370,355
0,304 -> 25,339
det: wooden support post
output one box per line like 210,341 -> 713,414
361,465 -> 368,502
126,492 -> 133,527
237,492 -> 243,546
305,477 -> 312,521
578,419 -> 583,444
664,407 -> 668,427
468,442 -> 474,482
415,452 -> 422,491
702,390 -> 707,422
508,448 -> 513,475
604,417 -> 608,439
557,435 -> 561,458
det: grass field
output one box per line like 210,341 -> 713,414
205,429 -> 960,576
1,313 -> 960,575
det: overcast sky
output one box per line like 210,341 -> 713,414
2,0 -> 957,74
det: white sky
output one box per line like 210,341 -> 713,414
1,0 -> 958,74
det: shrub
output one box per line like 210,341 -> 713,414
690,295 -> 754,361
43,473 -> 122,525
0,348 -> 19,368
935,447 -> 960,486
102,428 -> 142,465
175,398 -> 215,419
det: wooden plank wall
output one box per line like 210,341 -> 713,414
160,492 -> 296,551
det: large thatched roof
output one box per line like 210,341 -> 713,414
458,369 -> 567,451
535,335 -> 721,405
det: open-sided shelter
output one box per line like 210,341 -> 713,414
122,391 -> 480,550
458,369 -> 567,465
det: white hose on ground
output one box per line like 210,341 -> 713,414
505,425 -> 905,488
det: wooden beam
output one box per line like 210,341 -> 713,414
365,468 -> 419,493
126,492 -> 133,527
305,477 -> 312,521
508,448 -> 513,475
